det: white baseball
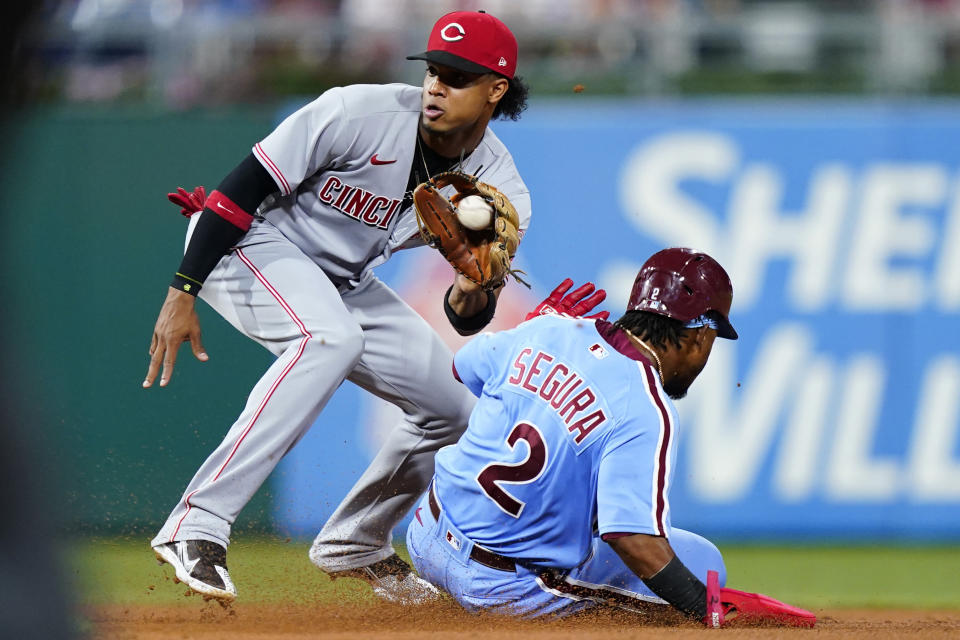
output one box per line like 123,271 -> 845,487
456,195 -> 494,230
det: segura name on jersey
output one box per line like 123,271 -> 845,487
506,347 -> 608,447
318,175 -> 403,230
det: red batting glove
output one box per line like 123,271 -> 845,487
524,278 -> 610,322
167,185 -> 207,218
703,570 -> 816,628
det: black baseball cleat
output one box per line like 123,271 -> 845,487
153,540 -> 237,601
323,554 -> 441,605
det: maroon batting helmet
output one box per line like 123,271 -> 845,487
627,247 -> 738,340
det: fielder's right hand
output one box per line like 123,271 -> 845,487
143,287 -> 208,388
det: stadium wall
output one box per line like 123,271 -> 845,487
9,100 -> 958,540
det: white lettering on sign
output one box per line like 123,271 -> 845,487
908,356 -> 960,501
727,163 -> 850,311
773,357 -> 832,502
618,132 -> 734,253
936,178 -> 960,309
685,324 -> 811,501
617,132 -> 960,312
843,164 -> 946,311
824,355 -> 897,501
614,131 -> 960,508
678,323 -> 960,504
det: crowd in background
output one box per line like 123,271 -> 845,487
28,0 -> 960,105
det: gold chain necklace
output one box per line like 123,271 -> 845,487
415,132 -> 466,183
622,328 -> 663,383
415,132 -> 431,183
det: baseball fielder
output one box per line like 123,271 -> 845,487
406,249 -> 816,627
144,10 -> 531,603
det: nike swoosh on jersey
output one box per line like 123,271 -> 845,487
370,154 -> 397,165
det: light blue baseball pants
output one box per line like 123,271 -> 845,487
406,488 -> 726,618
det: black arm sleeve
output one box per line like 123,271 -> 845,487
171,153 -> 280,295
216,152 -> 281,212
641,555 -> 708,620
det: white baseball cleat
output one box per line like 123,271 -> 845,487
371,571 -> 443,605
322,554 -> 442,605
153,540 -> 237,602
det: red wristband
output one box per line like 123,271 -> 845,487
205,189 -> 254,231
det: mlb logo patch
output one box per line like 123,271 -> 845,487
588,343 -> 608,359
445,530 -> 461,551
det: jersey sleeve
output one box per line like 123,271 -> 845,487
596,387 -> 677,538
512,188 -> 531,241
252,88 -> 349,196
453,330 -> 514,398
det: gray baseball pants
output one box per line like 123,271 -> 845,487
151,219 -> 476,571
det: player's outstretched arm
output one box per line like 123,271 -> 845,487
607,534 -> 815,628
145,154 -> 280,388
143,287 -> 207,388
608,533 -> 708,621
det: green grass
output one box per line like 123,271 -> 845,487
721,545 -> 960,610
67,537 -> 372,606
67,538 -> 960,610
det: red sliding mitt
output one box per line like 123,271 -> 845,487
704,570 -> 816,628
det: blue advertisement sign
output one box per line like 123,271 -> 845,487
274,100 -> 960,541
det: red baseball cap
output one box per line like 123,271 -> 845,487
407,10 -> 518,79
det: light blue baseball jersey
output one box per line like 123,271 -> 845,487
434,315 -> 680,569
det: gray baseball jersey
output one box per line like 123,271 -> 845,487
153,82 -> 533,578
252,83 -> 531,289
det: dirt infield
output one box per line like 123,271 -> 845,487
86,602 -> 960,639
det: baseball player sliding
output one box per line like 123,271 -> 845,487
143,10 -> 531,603
407,249 -> 816,627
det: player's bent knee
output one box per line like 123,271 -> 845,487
337,324 -> 365,364
670,528 -> 726,586
701,537 -> 726,587
422,396 -> 475,441
404,379 -> 476,432
301,322 -> 364,368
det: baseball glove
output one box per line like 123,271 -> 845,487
412,171 -> 528,290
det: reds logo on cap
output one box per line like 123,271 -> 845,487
440,22 -> 465,42
406,11 -> 518,79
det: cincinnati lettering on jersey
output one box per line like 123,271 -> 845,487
318,176 -> 403,230
506,348 -> 607,445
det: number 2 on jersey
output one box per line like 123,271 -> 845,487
476,422 -> 548,517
